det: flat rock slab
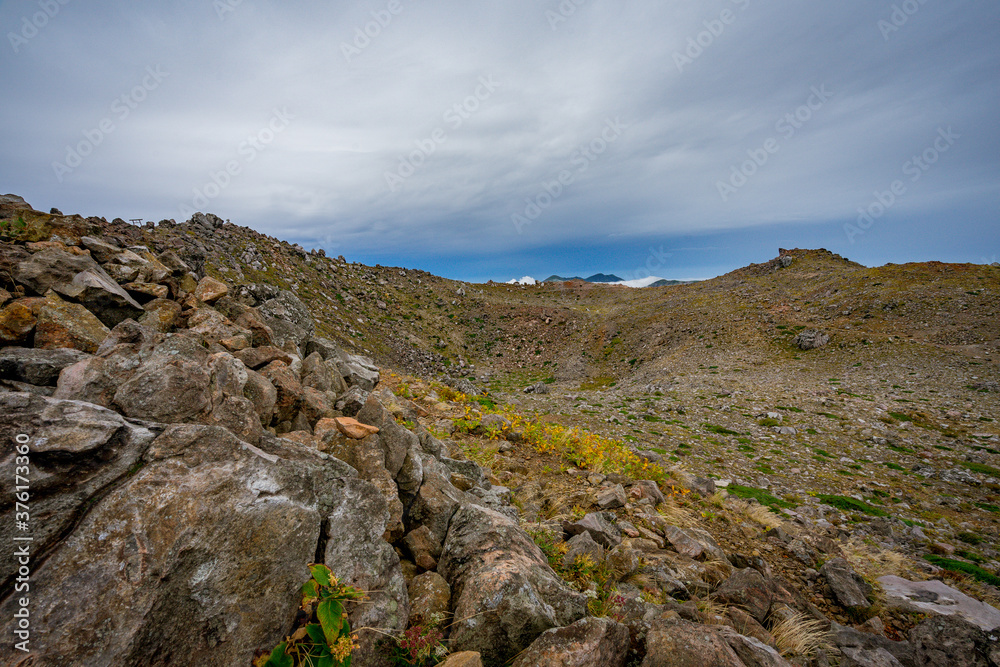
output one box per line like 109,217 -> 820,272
335,416 -> 380,439
879,575 -> 1000,631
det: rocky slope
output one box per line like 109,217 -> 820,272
0,195 -> 997,666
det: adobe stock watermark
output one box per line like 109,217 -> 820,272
546,0 -> 588,31
384,75 -> 501,192
213,0 -> 246,21
510,117 -> 627,234
177,108 -> 293,219
844,126 -> 959,244
7,0 -> 72,54
878,0 -> 932,41
673,0 -> 751,73
341,0 -> 407,63
52,66 -> 169,183
716,84 -> 833,202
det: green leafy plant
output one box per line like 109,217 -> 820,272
254,564 -> 365,667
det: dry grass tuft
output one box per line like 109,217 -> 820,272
841,537 -> 912,581
656,496 -> 697,527
728,498 -> 784,530
770,609 -> 837,659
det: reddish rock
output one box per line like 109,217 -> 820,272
34,292 -> 110,353
0,301 -> 36,345
335,416 -> 380,439
194,276 -> 228,303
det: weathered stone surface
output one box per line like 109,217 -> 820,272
821,558 -> 873,610
716,626 -> 793,667
409,471 -> 465,546
259,360 -> 303,424
597,483 -> 628,509
339,353 -> 380,391
631,479 -> 665,504
113,349 -> 212,423
35,291 -> 111,353
641,617 -> 748,667
0,347 -> 89,386
511,616 -> 631,667
0,300 -> 36,344
234,345 -> 293,370
908,613 -> 998,666
0,422 -> 350,667
879,575 -> 1000,631
356,394 -> 416,478
193,275 -> 228,303
439,504 -> 587,666
336,385 -> 370,416
324,475 -> 409,667
407,571 -> 450,627
258,290 -> 314,352
564,512 -> 622,548
830,621 -> 916,667
562,530 -> 605,569
301,350 -> 334,392
243,368 -> 277,426
185,307 -> 252,347
793,329 -> 830,350
405,524 -> 442,571
437,653 -> 484,667
713,568 -> 773,624
138,297 -> 181,332
662,524 -> 727,563
321,433 -> 405,542
123,281 -> 169,301
15,247 -> 144,326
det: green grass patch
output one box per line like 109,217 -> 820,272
816,494 -> 889,517
962,461 -> 1000,476
727,484 -> 795,509
703,423 -> 739,436
923,555 -> 1000,587
975,502 -> 1000,513
886,462 -> 906,471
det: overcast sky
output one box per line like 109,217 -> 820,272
2,0 -> 997,282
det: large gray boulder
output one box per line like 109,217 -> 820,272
0,418 -> 357,666
0,347 -> 90,386
820,558 -> 873,610
641,617 -> 749,667
14,247 -> 143,327
908,614 -> 999,667
439,504 -> 587,665
511,616 -> 631,667
324,476 -> 410,667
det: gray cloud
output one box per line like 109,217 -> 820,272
1,0 -> 997,272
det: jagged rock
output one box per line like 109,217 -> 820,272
0,300 -> 36,344
793,329 -> 830,350
243,368 -> 277,427
564,512 -> 623,548
0,422 -> 347,666
562,530 -> 605,569
439,504 -> 587,665
713,568 -> 774,624
820,558 -> 872,610
185,307 -> 252,347
716,626 -> 793,667
234,308 -> 275,347
879,575 -> 1000,631
0,347 -> 89,386
138,298 -> 181,332
662,524 -> 727,562
641,617 -> 748,667
14,247 -> 143,326
409,471 -> 465,546
300,385 -> 335,427
339,353 -> 381,391
113,347 -> 212,423
156,249 -> 190,275
234,345 -> 293,370
336,385 -> 370,416
524,381 -> 550,394
404,524 -> 442,571
323,475 -> 410,666
123,281 -> 169,302
193,275 -> 228,303
631,479 -> 666,504
356,395 -> 416,478
35,291 -> 111,353
258,290 -> 314,352
407,571 -> 450,627
305,336 -> 349,363
908,614 -> 998,666
607,544 -> 642,579
598,483 -> 628,509
830,621 -> 916,667
511,616 -> 631,667
259,360 -> 303,424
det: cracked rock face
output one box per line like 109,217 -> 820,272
0,408 -> 363,667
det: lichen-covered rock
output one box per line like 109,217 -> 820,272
0,300 -> 36,344
0,420 -> 353,666
0,347 -> 89,386
641,617 -> 748,667
511,616 -> 631,667
323,476 -> 410,667
34,291 -> 111,353
439,504 -> 587,665
407,571 -> 450,627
